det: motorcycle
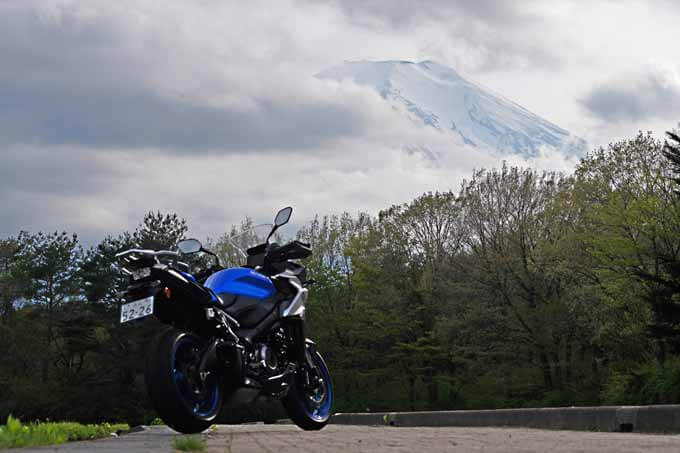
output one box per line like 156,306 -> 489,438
115,207 -> 333,433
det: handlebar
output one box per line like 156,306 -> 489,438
115,249 -> 181,260
266,240 -> 312,263
115,249 -> 182,274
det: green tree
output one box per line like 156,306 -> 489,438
659,129 -> 680,332
574,132 -> 680,365
79,233 -> 134,306
455,164 -> 597,404
296,213 -> 372,410
376,192 -> 465,407
133,211 -> 187,250
10,231 -> 83,379
663,130 -> 680,192
0,238 -> 20,322
0,231 -> 83,420
12,231 -> 81,312
213,217 -> 257,268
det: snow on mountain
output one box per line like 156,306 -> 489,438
316,60 -> 586,158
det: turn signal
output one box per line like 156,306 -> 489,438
163,287 -> 172,299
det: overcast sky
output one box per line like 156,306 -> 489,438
2,0 -> 680,244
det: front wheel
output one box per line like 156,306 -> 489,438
145,329 -> 222,433
283,348 -> 333,430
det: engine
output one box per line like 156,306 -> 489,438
247,327 -> 290,379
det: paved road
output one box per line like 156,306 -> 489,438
8,424 -> 680,452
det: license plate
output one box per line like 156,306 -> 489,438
131,267 -> 151,280
120,296 -> 154,323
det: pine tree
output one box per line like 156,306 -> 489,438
663,131 -> 680,194
133,211 -> 187,250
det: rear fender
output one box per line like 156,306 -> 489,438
122,278 -> 162,302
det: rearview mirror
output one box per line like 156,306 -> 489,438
274,206 -> 292,227
177,238 -> 202,254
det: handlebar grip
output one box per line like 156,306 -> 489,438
154,250 -> 180,258
268,240 -> 312,261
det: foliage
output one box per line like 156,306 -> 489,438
11,231 -> 81,310
457,166 -> 585,393
602,358 -> 680,405
0,239 -> 19,322
574,132 -> 680,363
173,435 -> 206,451
0,211 -> 186,426
663,130 -> 680,192
0,415 -> 128,449
133,211 -> 187,250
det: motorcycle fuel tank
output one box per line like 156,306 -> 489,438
204,267 -> 276,301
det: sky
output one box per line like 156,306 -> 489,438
2,0 -> 680,244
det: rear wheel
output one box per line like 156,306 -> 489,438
282,349 -> 333,430
145,329 -> 222,433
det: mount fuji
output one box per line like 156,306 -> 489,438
317,60 -> 586,158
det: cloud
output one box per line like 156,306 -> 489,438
318,0 -> 523,28
0,82 -> 373,151
312,0 -> 567,72
0,116 -> 580,246
0,2 -> 386,152
580,64 -> 680,122
5,0 -> 672,244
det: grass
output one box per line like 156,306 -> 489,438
173,435 -> 206,451
0,415 -> 129,449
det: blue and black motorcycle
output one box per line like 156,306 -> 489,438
115,207 -> 332,433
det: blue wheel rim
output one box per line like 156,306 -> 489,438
301,353 -> 333,421
171,335 -> 221,419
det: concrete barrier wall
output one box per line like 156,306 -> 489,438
331,405 -> 680,433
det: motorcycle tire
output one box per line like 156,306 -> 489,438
282,349 -> 333,431
145,328 -> 222,434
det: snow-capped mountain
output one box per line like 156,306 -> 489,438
317,60 -> 586,157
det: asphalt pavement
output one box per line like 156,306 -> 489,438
7,424 -> 680,452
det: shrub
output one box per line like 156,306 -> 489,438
173,435 -> 206,451
0,415 -> 129,449
602,358 -> 680,405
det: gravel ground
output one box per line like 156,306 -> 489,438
6,424 -> 680,452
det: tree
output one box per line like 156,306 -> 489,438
574,132 -> 680,364
212,217 -> 257,268
133,211 -> 187,250
0,231 -> 83,418
660,129 -> 680,325
295,213 -> 374,410
12,231 -> 81,312
0,238 -> 20,322
663,130 -> 680,192
455,164 -> 596,402
377,192 -> 466,406
79,233 -> 134,306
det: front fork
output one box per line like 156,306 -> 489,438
286,318 -> 316,369
287,318 -> 323,392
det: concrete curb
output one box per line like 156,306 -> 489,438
122,425 -> 148,434
331,405 -> 680,433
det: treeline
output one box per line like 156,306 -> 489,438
0,213 -> 188,424
1,131 -> 680,423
